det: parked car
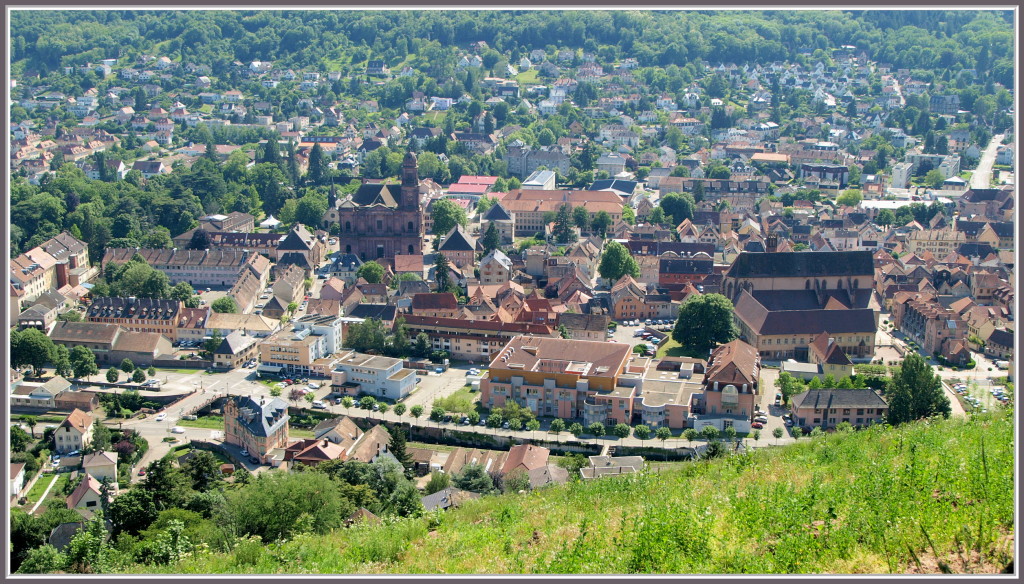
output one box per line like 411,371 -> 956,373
240,449 -> 249,457
312,401 -> 326,409
308,382 -> 321,389
751,422 -> 764,429
434,367 -> 444,374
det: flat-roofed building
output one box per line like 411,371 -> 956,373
257,314 -> 344,377
330,350 -> 417,400
480,336 -> 638,424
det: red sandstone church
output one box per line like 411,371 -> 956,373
322,151 -> 424,260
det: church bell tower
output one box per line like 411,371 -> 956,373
401,151 -> 419,209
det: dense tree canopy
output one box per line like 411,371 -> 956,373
671,294 -> 739,357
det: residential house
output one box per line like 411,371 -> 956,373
890,292 -> 967,356
790,389 -> 888,431
421,487 -> 481,511
54,409 -> 94,454
807,331 -> 855,379
10,463 -> 26,501
985,328 -> 1014,360
558,313 -> 611,342
212,331 -> 260,370
10,375 -> 70,410
402,316 -> 553,362
81,451 -> 118,483
410,293 -> 461,319
223,396 -> 290,465
479,249 -> 513,285
690,340 -> 760,432
272,264 -> 308,305
609,275 -> 676,321
437,226 -> 477,269
66,475 -> 107,515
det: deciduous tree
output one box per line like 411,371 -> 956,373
598,240 -> 640,281
886,352 -> 951,425
671,294 -> 738,356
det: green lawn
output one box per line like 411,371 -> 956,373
421,111 -> 447,124
23,472 -> 56,504
432,385 -> 482,415
515,69 -> 540,85
655,338 -> 689,359
18,415 -> 65,424
178,415 -> 225,430
291,428 -> 315,439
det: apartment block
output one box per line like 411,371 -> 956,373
330,350 -> 417,401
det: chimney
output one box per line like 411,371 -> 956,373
323,439 -> 329,447
766,234 -> 778,253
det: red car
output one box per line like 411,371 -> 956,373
751,422 -> 764,429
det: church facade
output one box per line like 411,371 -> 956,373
322,152 -> 424,260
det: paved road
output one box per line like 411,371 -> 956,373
971,133 -> 1004,189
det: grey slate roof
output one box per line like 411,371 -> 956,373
278,225 -> 316,251
482,202 -> 513,222
558,312 -> 610,331
987,328 -> 1014,348
215,330 -> 255,356
790,389 -> 888,410
231,396 -> 288,438
420,487 -> 481,511
438,226 -> 477,252
346,303 -> 398,321
726,250 -> 874,279
734,291 -> 877,336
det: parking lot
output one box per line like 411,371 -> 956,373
606,318 -> 677,353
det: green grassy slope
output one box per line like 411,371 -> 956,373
124,410 -> 1014,574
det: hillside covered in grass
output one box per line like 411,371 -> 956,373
120,410 -> 1013,575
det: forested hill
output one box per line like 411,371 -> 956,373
11,10 -> 1014,86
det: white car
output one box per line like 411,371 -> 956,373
155,413 -> 167,422
308,382 -> 321,389
170,426 -> 186,434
